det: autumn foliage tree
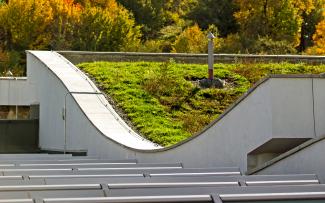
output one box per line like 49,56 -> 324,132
307,11 -> 325,54
233,0 -> 325,53
172,24 -> 206,53
48,0 -> 81,50
0,0 -> 142,75
0,0 -> 53,51
0,0 -> 141,52
0,0 -> 324,61
73,0 -> 141,51
172,24 -> 221,53
234,0 -> 302,48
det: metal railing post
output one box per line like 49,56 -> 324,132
207,32 -> 215,80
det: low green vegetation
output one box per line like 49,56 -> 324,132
78,61 -> 325,146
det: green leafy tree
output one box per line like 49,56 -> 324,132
116,0 -> 197,39
186,0 -> 239,37
116,0 -> 166,39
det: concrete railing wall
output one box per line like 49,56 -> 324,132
58,51 -> 325,65
26,51 -> 325,172
0,77 -> 37,105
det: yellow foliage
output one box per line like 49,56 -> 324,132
0,0 -> 53,50
73,0 -> 141,51
307,11 -> 325,55
0,0 -> 139,51
172,24 -> 207,53
233,0 -> 319,48
293,0 -> 315,14
48,0 -> 81,49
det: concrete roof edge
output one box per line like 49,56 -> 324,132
57,51 -> 325,59
0,77 -> 27,80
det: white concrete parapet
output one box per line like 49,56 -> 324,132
0,77 -> 37,105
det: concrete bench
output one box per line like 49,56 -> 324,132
106,184 -> 325,197
43,192 -> 325,203
0,199 -> 33,203
0,184 -> 105,199
2,168 -> 240,176
38,174 -> 319,186
1,163 -> 182,169
0,159 -> 138,165
0,154 -> 72,159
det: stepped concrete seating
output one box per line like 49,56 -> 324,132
0,154 -> 323,202
1,168 -> 242,176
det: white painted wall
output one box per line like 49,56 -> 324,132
0,77 -> 37,105
26,51 -> 324,172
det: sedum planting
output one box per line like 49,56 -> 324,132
78,61 -> 325,146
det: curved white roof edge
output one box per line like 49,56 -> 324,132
27,51 -> 160,150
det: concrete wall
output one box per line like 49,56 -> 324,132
0,77 -> 37,105
0,119 -> 39,152
314,79 -> 325,137
254,137 -> 325,183
58,51 -> 325,65
270,78 -> 315,138
252,78 -> 325,182
26,51 -> 325,173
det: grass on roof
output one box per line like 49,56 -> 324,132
78,60 -> 325,146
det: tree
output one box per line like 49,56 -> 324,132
186,0 -> 239,37
0,0 -> 53,51
116,0 -> 197,39
234,0 -> 301,43
0,0 -> 54,75
48,0 -> 81,50
116,0 -> 166,39
296,0 -> 325,51
307,10 -> 325,54
172,24 -> 221,53
73,0 -> 141,51
234,0 -> 323,53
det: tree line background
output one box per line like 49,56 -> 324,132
0,0 -> 324,75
